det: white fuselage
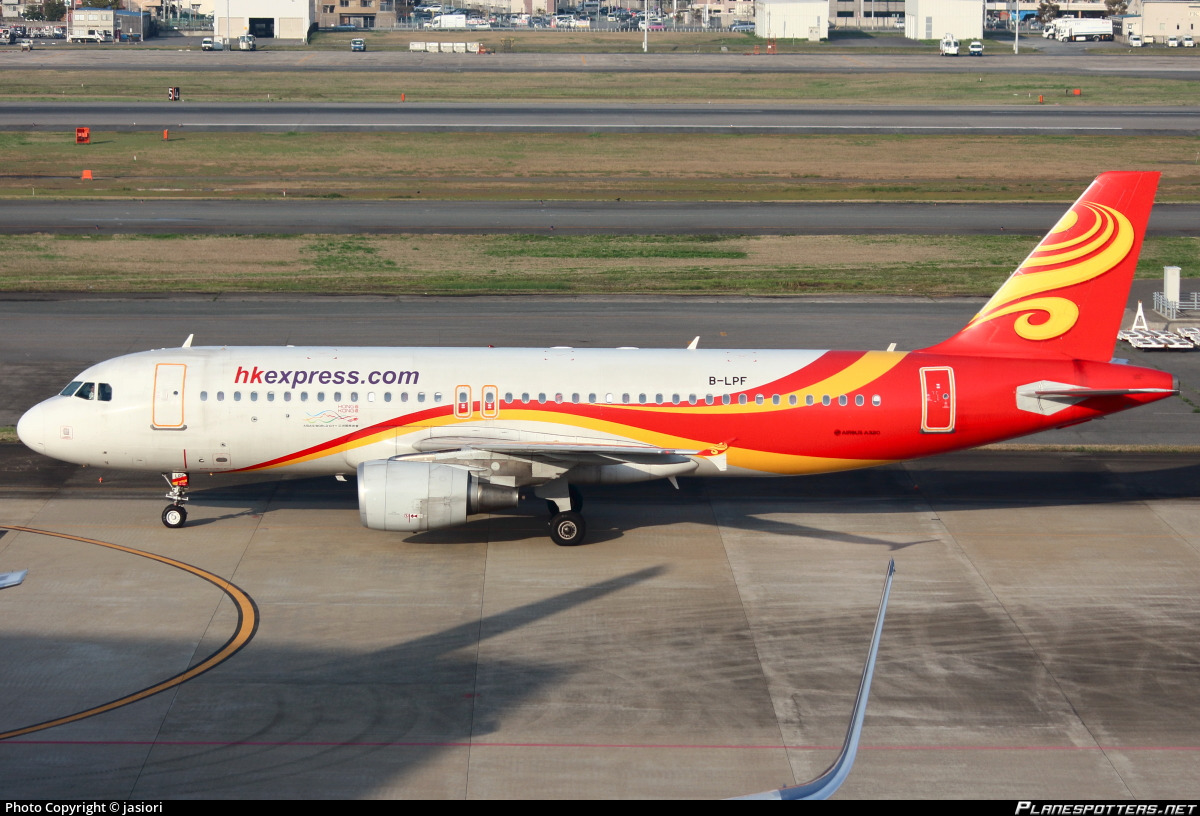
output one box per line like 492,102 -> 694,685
18,345 -> 832,478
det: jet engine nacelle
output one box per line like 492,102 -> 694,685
357,459 -> 518,532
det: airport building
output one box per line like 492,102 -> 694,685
1119,0 -> 1200,41
211,0 -> 312,40
903,0 -> 983,39
754,0 -> 830,39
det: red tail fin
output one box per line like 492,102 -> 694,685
924,171 -> 1159,361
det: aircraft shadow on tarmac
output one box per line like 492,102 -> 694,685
1,565 -> 673,797
166,453 -> 1200,551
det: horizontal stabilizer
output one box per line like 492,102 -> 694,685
1033,387 -> 1178,398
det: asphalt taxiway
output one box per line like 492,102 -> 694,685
8,101 -> 1200,135
1,448 -> 1198,798
1,295 -> 1198,798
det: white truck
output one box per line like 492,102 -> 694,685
1054,18 -> 1113,42
939,33 -> 959,55
426,13 -> 467,29
67,29 -> 107,43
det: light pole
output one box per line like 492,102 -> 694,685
1013,0 -> 1020,54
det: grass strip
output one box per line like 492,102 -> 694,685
7,68 -> 1200,105
5,132 -> 1200,202
1,233 -> 1195,296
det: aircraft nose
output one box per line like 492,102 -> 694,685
16,403 -> 45,452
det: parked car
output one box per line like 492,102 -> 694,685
968,40 -> 984,56
1184,35 -> 1195,47
729,20 -> 755,32
1129,34 -> 1143,47
350,38 -> 365,51
201,36 -> 219,50
1168,35 -> 1179,47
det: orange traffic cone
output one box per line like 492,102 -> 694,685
81,169 -> 93,180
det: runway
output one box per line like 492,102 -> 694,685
8,101 -> 1200,135
8,48 -> 1200,79
3,200 -> 1199,236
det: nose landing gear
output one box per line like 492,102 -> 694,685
161,471 -> 190,529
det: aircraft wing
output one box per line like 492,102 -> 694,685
413,436 -> 704,457
731,559 -> 894,800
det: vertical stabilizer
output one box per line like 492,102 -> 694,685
924,172 -> 1160,361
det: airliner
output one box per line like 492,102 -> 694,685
16,172 -> 1177,546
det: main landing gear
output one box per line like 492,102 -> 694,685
161,471 -> 189,529
545,484 -> 585,547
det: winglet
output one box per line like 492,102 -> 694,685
731,559 -> 894,800
0,570 -> 28,589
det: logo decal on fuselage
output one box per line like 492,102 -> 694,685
305,407 -> 360,426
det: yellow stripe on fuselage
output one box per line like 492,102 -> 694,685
250,351 -> 908,472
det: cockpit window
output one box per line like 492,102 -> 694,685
60,381 -> 83,397
98,383 -> 112,402
75,382 -> 95,400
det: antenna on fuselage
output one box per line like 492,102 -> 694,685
182,334 -> 194,349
